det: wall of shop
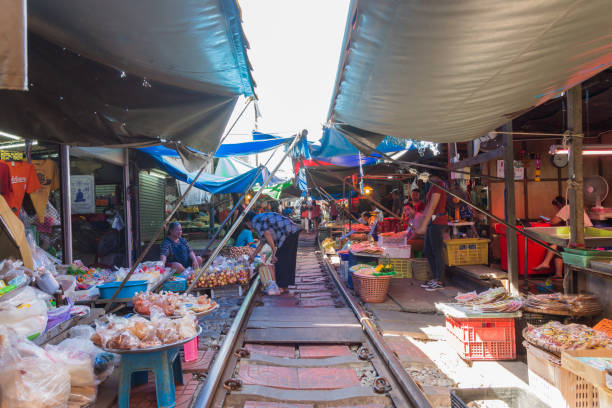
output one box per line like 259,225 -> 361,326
485,139 -> 612,221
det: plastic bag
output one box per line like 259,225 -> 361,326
0,327 -> 71,408
44,344 -> 95,387
66,326 -> 118,383
0,286 -> 50,338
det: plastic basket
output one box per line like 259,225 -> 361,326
444,238 -> 490,266
352,273 -> 360,296
446,316 -> 516,360
411,259 -> 432,281
384,245 -> 412,259
378,258 -> 412,279
593,318 -> 612,338
162,277 -> 187,292
97,280 -> 148,299
451,387 -> 549,408
355,274 -> 390,303
561,248 -> 612,268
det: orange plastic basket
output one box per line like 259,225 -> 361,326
593,318 -> 612,338
355,273 -> 391,303
446,316 -> 516,360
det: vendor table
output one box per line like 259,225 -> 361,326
524,226 -> 612,248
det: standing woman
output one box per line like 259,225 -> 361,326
247,211 -> 301,295
415,175 -> 448,291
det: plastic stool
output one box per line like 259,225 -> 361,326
118,348 -> 181,408
130,353 -> 184,386
183,336 -> 198,362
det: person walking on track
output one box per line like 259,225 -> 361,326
246,211 -> 301,295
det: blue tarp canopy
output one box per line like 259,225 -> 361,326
329,0 -> 612,144
140,146 -> 263,194
215,135 -> 293,157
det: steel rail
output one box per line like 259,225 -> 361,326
193,275 -> 260,408
320,242 -> 432,408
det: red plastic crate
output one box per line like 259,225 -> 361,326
445,316 -> 516,361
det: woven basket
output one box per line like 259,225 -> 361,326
411,259 -> 432,281
356,274 -> 391,303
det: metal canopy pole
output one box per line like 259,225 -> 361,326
503,123 -> 519,295
185,130 -> 307,294
123,148 -> 133,267
60,144 -> 73,264
567,85 -> 585,247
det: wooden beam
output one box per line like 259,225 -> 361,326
503,123 -> 519,295
449,146 -> 504,170
567,85 -> 585,247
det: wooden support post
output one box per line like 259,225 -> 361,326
503,123 -> 519,295
567,84 -> 585,247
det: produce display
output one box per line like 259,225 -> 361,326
524,293 -> 602,316
91,313 -> 198,350
66,262 -> 115,289
220,246 -> 255,259
115,262 -> 169,290
345,223 -> 371,232
132,291 -> 217,317
321,238 -> 336,254
186,256 -> 251,288
455,287 -> 523,313
350,241 -> 385,255
523,321 -> 612,355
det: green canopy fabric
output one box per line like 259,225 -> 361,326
253,181 -> 294,200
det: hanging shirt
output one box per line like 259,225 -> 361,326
30,159 -> 60,222
2,161 -> 41,215
0,162 -> 11,195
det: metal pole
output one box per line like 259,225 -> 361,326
123,148 -> 133,267
185,130 -> 307,294
524,234 -> 529,291
567,85 -> 585,247
503,123 -> 519,295
60,144 -> 72,264
193,276 -> 260,408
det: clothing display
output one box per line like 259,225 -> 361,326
1,160 -> 41,215
30,159 -> 60,222
0,162 -> 11,195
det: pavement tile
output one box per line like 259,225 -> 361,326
182,348 -> 216,373
245,344 -> 296,358
383,336 -> 433,365
299,345 -> 352,359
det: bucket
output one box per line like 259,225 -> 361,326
183,336 -> 199,362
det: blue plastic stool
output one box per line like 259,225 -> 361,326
118,347 -> 182,408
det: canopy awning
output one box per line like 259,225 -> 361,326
140,146 -> 264,194
329,0 -> 612,143
215,135 -> 294,157
0,0 -> 255,151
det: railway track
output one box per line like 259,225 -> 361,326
193,233 -> 431,408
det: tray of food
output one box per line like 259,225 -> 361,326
523,321 -> 612,356
92,313 -> 201,354
523,293 -> 602,316
132,291 -> 218,318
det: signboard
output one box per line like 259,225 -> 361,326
496,160 -> 524,180
71,175 -> 95,214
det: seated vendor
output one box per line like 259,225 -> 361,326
160,222 -> 202,273
534,196 -> 593,277
404,203 -> 425,252
234,221 -> 257,247
359,211 -> 371,225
